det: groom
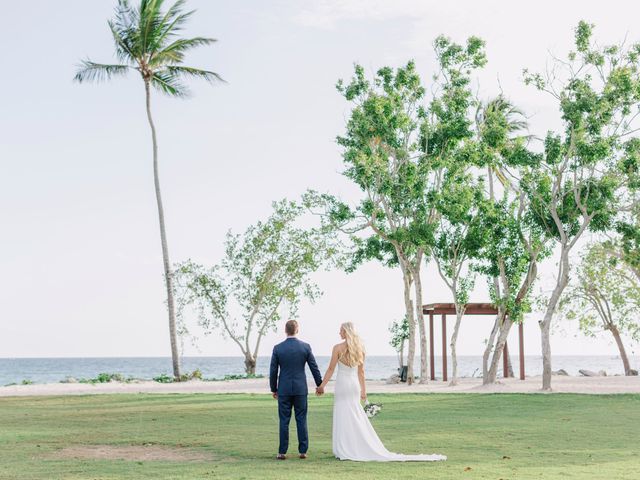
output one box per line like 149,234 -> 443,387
269,320 -> 323,460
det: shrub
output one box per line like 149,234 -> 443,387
178,369 -> 204,382
153,373 -> 174,383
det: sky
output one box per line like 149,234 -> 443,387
1,0 -> 639,360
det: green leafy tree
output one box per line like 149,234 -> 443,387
431,170 -> 486,386
306,37 -> 486,384
425,38 -> 489,385
471,96 -> 550,384
522,21 -> 640,390
74,0 -> 222,380
175,201 -> 338,375
305,60 -> 429,384
389,317 -> 410,370
609,203 -> 640,280
559,243 -> 640,375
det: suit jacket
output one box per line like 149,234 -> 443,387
269,337 -> 322,396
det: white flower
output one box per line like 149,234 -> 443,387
364,401 -> 383,418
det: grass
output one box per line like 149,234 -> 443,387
0,393 -> 638,479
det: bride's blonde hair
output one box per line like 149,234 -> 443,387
340,322 -> 365,367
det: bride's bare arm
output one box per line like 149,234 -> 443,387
319,345 -> 340,389
358,356 -> 366,401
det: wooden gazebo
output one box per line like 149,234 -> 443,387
422,303 -> 525,381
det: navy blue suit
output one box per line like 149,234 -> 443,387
269,337 -> 322,454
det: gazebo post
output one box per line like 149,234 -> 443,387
441,314 -> 447,382
422,304 -> 521,382
519,322 -> 525,380
429,313 -> 435,381
503,341 -> 509,378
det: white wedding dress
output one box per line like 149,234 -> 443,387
332,361 -> 447,462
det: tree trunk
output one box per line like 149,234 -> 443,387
399,339 -> 405,370
413,263 -> 428,384
486,312 -> 510,384
483,274 -> 503,384
482,168 -> 501,384
244,353 -> 257,375
540,246 -> 570,391
144,81 -> 181,381
482,315 -> 500,384
609,324 -> 632,375
401,263 -> 415,385
488,316 -> 512,382
540,317 -> 552,390
449,306 -> 465,386
506,351 -> 515,378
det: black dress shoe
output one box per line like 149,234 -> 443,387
276,454 -> 286,460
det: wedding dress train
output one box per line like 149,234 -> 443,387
332,361 -> 447,462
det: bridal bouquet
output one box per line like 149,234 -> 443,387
364,400 -> 382,418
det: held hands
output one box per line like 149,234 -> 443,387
315,386 -> 325,396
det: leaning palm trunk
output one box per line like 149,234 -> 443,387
145,81 -> 181,380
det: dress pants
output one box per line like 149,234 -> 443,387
277,394 -> 308,454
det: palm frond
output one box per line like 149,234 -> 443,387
161,0 -> 188,22
77,0 -> 221,93
112,0 -> 141,59
151,9 -> 196,52
151,70 -> 188,97
165,65 -> 224,83
481,95 -> 529,135
150,37 -> 217,66
159,0 -> 192,35
138,0 -> 166,55
108,20 -> 136,63
74,60 -> 130,83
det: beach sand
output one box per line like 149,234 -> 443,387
1,375 -> 639,397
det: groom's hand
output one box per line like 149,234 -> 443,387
272,392 -> 278,399
315,386 -> 324,396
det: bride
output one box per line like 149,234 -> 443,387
317,322 -> 447,462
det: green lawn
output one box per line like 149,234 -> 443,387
1,393 -> 638,479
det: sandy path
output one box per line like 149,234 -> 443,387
1,375 -> 639,397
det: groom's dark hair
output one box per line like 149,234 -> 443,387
285,320 -> 299,336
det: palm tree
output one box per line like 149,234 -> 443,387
74,0 -> 222,380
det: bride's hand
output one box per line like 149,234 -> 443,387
360,391 -> 367,402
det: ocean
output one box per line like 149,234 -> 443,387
1,355 -> 637,385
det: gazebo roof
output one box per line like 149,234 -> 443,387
422,303 -> 498,315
